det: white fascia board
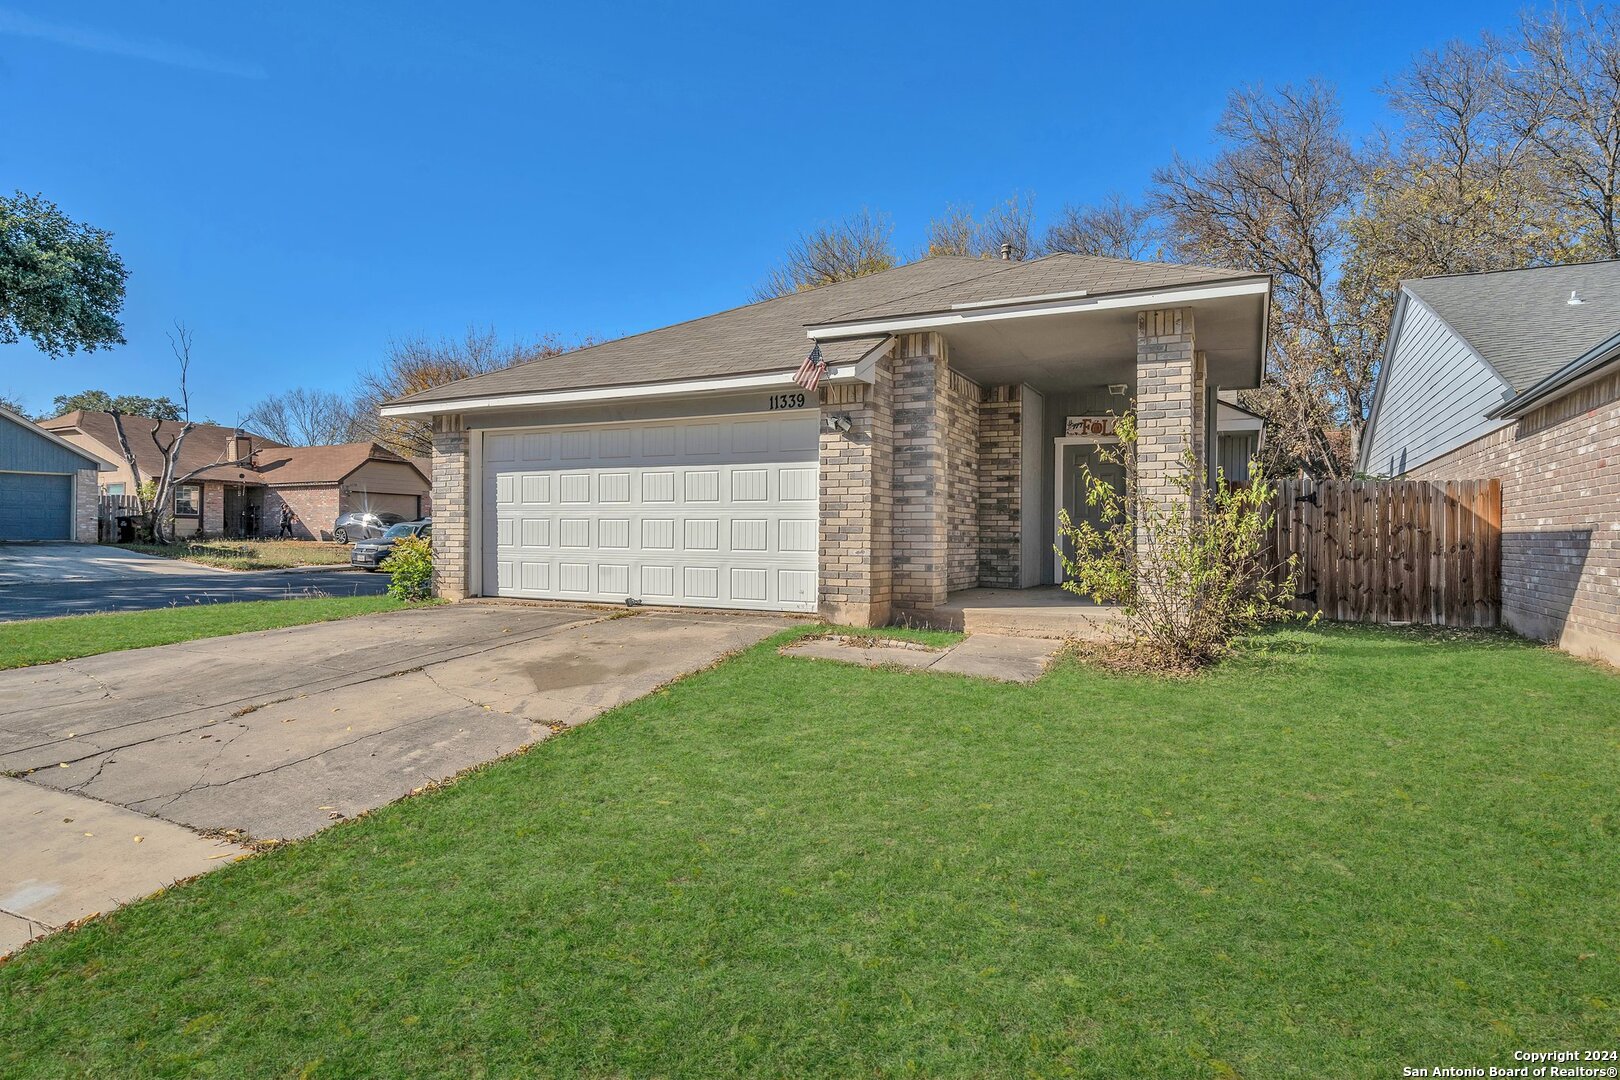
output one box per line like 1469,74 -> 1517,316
379,364 -> 864,418
804,278 -> 1270,340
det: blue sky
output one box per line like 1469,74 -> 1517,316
1,0 -> 1529,423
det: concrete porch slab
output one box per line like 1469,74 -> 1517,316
932,587 -> 1128,640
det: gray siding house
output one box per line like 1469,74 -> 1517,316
0,405 -> 112,542
1359,261 -> 1620,665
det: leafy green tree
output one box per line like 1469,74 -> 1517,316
0,192 -> 128,358
51,389 -> 182,420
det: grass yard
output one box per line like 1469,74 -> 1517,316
0,596 -> 423,669
1,624 -> 1616,1078
115,538 -> 351,570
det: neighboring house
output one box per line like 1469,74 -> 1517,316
381,253 -> 1272,626
38,411 -> 431,540
1359,261 -> 1620,665
0,405 -> 114,542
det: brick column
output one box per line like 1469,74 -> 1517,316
74,469 -> 99,543
891,332 -> 951,619
976,385 -> 1022,587
818,356 -> 894,627
1136,308 -> 1206,558
431,416 -> 470,600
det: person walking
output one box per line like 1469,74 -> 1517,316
278,504 -> 297,539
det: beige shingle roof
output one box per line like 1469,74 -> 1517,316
388,254 -> 1256,409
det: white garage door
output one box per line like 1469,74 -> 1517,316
482,413 -> 819,612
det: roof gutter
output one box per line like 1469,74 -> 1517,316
803,277 -> 1271,340
1486,330 -> 1620,419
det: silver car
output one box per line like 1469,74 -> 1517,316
332,510 -> 406,544
350,519 -> 431,571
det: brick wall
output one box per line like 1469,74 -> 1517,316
431,419 -> 470,599
1135,308 -> 1206,580
977,385 -> 1022,587
943,368 -> 981,591
818,354 -> 894,625
270,486 -> 341,540
1410,367 -> 1620,666
73,469 -> 98,543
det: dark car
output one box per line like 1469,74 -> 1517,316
332,510 -> 406,544
350,519 -> 431,571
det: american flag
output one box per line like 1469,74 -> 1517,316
793,343 -> 826,391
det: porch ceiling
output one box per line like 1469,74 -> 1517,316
940,290 -> 1266,393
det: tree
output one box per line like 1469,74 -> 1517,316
244,387 -> 359,446
975,192 -> 1040,260
0,191 -> 128,358
1504,5 -> 1620,259
923,193 -> 1042,260
1043,195 -> 1158,259
1152,81 -> 1373,476
351,327 -> 583,458
924,204 -> 978,257
51,389 -> 183,420
0,392 -> 27,417
753,209 -> 897,299
107,324 -> 252,543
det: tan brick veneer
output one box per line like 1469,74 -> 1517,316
1409,368 -> 1620,666
431,417 -> 470,600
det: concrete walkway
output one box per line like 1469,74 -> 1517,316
781,633 -> 1061,682
0,604 -> 791,954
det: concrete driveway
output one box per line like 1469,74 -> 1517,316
0,543 -> 389,621
0,603 -> 793,953
0,543 -> 228,586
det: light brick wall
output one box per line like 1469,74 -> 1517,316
943,369 -> 981,591
1135,309 -> 1206,572
431,419 -> 471,599
73,469 -> 98,543
890,332 -> 952,619
1409,367 -> 1620,666
977,385 -> 1022,588
818,355 -> 894,625
201,482 -> 226,536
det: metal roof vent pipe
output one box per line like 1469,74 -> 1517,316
1568,289 -> 1585,305
1000,242 -> 1013,261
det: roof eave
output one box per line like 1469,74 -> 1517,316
1487,331 -> 1620,419
802,276 -> 1271,341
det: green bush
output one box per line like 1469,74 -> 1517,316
1056,410 -> 1306,668
380,535 -> 434,601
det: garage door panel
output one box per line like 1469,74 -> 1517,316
482,414 -> 817,612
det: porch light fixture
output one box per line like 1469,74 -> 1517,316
1108,383 -> 1127,396
823,414 -> 852,433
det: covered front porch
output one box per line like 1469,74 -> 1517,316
811,269 -> 1271,633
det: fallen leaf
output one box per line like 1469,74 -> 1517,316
82,832 -> 93,837
207,853 -> 233,860
133,835 -> 144,843
58,763 -> 69,768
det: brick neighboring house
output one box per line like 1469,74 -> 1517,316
1360,261 -> 1620,665
39,411 -> 431,540
380,253 -> 1272,626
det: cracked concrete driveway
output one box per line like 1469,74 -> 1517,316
0,602 -> 793,953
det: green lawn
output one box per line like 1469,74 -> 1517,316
2,625 -> 1616,1078
116,539 -> 351,570
0,596 -> 423,669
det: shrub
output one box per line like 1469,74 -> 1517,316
380,535 -> 434,601
1056,411 -> 1304,669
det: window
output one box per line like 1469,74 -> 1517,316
105,483 -> 125,496
174,484 -> 202,517
382,523 -> 415,540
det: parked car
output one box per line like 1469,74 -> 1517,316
332,510 -> 406,544
350,519 -> 431,571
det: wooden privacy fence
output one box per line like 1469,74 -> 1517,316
97,494 -> 143,542
1267,478 -> 1501,627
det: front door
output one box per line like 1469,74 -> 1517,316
1055,441 -> 1126,580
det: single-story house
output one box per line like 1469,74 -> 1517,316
1360,260 -> 1620,665
381,253 -> 1272,626
39,411 -> 432,540
0,404 -> 114,542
